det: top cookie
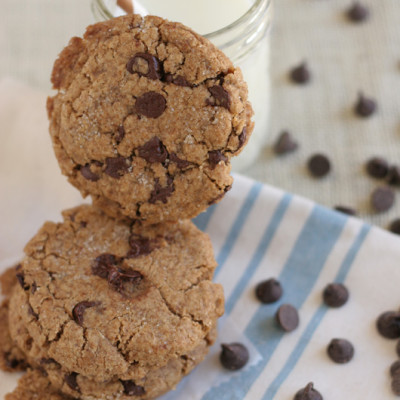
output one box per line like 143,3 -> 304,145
47,14 -> 253,224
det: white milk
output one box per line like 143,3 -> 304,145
104,0 -> 272,170
136,0 -> 252,35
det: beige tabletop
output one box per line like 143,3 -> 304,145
1,0 -> 400,229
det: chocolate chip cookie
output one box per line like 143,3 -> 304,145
7,204 -> 224,399
47,14 -> 253,224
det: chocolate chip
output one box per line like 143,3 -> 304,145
126,53 -> 162,80
135,91 -> 166,118
115,125 -> 126,143
294,382 -> 323,400
207,85 -> 231,109
107,266 -> 143,293
307,154 -> 331,178
327,338 -> 354,364
127,234 -> 154,258
220,343 -> 249,371
65,372 -> 80,392
334,206 -> 357,216
371,186 -> 395,212
393,376 -> 400,396
354,92 -> 377,117
208,150 -> 228,169
389,219 -> 400,235
92,254 -> 119,279
72,301 -> 98,326
391,360 -> 400,377
31,282 -> 37,294
16,273 -> 27,290
366,157 -> 389,179
255,278 -> 283,304
323,283 -> 349,308
121,380 -> 146,396
149,177 -> 174,204
276,304 -> 299,332
40,358 -> 60,367
105,157 -> 130,179
388,165 -> 400,186
169,153 -> 191,169
347,2 -> 370,22
4,353 -> 27,371
290,62 -> 311,84
377,311 -> 400,339
164,73 -> 191,87
138,137 -> 168,163
237,127 -> 247,150
80,164 -> 100,182
274,131 -> 299,155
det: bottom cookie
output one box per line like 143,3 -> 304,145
5,369 -> 73,400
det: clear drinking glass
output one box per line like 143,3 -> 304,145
92,0 -> 273,171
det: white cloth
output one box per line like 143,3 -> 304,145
1,79 -> 400,399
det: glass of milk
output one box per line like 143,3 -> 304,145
92,0 -> 273,171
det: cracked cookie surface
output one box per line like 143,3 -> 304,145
8,204 -> 224,399
48,14 -> 253,224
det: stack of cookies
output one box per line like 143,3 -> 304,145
0,14 -> 253,399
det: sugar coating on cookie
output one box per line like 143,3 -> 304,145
8,204 -> 224,399
48,14 -> 254,224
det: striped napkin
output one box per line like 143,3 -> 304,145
162,174 -> 400,400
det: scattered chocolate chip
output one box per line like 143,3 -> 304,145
334,206 -> 357,216
327,338 -> 354,364
347,1 -> 370,23
135,91 -> 166,118
323,283 -> 349,308
138,137 -> 168,163
389,219 -> 400,235
366,157 -> 389,179
4,353 -> 27,371
388,165 -> 400,186
391,360 -> 400,377
294,382 -> 323,400
377,311 -> 400,339
126,53 -> 162,80
92,254 -> 119,279
220,343 -> 249,371
115,125 -> 126,143
105,157 -> 130,179
72,301 -> 99,326
107,266 -> 142,293
65,372 -> 80,392
207,85 -> 231,109
208,150 -> 228,169
255,278 -> 283,304
169,153 -> 191,169
80,164 -> 100,182
31,282 -> 37,294
164,73 -> 191,87
392,376 -> 400,396
371,186 -> 395,212
290,62 -> 311,84
354,92 -> 377,118
80,221 -> 87,228
276,304 -> 299,332
121,380 -> 146,396
127,234 -> 154,258
274,131 -> 299,155
149,177 -> 174,204
307,154 -> 331,178
237,127 -> 247,150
